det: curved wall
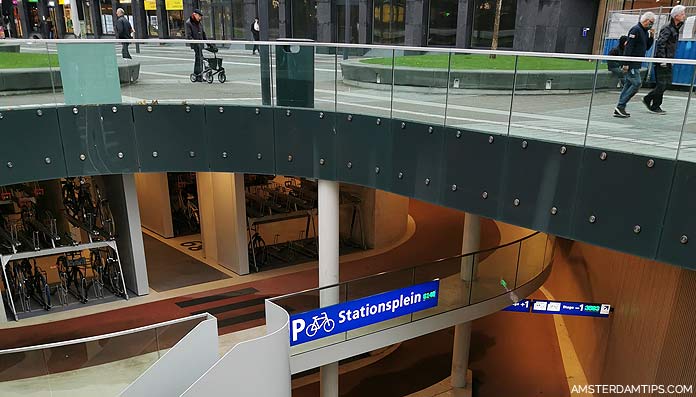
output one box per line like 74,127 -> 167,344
1,103 -> 694,270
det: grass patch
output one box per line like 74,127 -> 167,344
361,54 -> 597,70
0,53 -> 60,69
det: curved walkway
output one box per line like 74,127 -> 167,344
0,200 -> 499,349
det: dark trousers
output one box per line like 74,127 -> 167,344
644,65 -> 672,110
121,43 -> 132,59
193,46 -> 204,75
252,43 -> 259,54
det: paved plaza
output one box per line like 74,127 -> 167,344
3,43 -> 695,162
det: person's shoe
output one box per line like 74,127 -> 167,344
614,107 -> 630,118
642,96 -> 652,111
651,107 -> 666,114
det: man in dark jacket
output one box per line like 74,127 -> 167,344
608,35 -> 628,87
614,12 -> 656,118
185,9 -> 207,81
643,5 -> 686,114
115,8 -> 133,59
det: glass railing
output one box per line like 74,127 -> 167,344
270,232 -> 554,356
0,313 -> 208,396
2,39 -> 694,163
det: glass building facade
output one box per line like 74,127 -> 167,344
471,0 -> 517,49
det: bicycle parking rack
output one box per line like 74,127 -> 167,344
1,240 -> 128,321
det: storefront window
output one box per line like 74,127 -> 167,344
232,0 -> 244,38
147,11 -> 158,37
373,0 -> 405,44
471,0 -> 516,49
337,1 -> 359,43
428,0 -> 457,47
83,0 -> 93,35
291,0 -> 316,39
268,0 -> 279,39
168,10 -> 184,38
100,2 -> 113,34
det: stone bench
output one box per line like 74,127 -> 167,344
341,59 -> 645,91
0,61 -> 140,92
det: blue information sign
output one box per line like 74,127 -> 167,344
502,299 -> 532,313
531,300 -> 611,318
289,280 -> 440,346
502,299 -> 611,318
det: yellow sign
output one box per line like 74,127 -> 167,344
58,0 -> 64,4
144,0 -> 156,10
165,0 -> 183,10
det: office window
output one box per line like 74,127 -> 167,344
428,0 -> 458,46
373,0 -> 405,44
471,0 -> 516,49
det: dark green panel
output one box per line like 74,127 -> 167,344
206,105 -> 275,174
439,128 -> 506,218
571,148 -> 674,258
336,113 -> 392,189
388,120 -> 444,203
0,108 -> 67,185
656,161 -> 696,269
58,105 -> 139,176
133,104 -> 209,173
273,108 -> 335,180
499,137 -> 583,236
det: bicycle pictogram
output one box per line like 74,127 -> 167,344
306,312 -> 335,337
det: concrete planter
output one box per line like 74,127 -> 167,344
0,61 -> 140,92
341,59 -> 645,91
0,44 -> 20,53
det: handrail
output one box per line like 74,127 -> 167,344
270,231 -> 541,302
0,313 -> 210,354
8,38 -> 696,66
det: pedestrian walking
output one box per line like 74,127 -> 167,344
614,12 -> 656,118
115,8 -> 134,59
642,5 -> 686,114
185,9 -> 207,82
251,17 -> 260,55
607,35 -> 628,88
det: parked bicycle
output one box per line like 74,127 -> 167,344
56,252 -> 89,303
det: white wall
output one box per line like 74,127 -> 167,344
120,316 -> 219,397
134,173 -> 174,238
182,301 -> 291,397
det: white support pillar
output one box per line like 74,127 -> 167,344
452,213 -> 480,391
318,180 -> 339,397
197,172 -> 249,275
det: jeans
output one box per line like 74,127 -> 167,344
608,66 -> 625,86
617,68 -> 642,109
644,65 -> 672,110
193,45 -> 204,76
122,43 -> 132,59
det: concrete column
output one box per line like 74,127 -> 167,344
358,0 -> 370,43
134,173 -> 174,238
131,0 -> 147,39
455,0 -> 472,48
404,0 -> 426,46
318,179 -> 339,397
54,4 -> 66,38
243,0 -> 256,39
103,174 -> 149,295
89,0 -> 103,37
316,0 -> 333,43
451,213 -> 479,391
451,321 -> 472,387
155,0 -> 168,38
197,172 -> 250,275
460,213 -> 480,282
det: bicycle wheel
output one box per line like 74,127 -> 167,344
40,274 -> 51,310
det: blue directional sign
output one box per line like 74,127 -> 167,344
289,280 -> 440,346
502,299 -> 531,313
531,300 -> 611,318
503,299 -> 611,318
